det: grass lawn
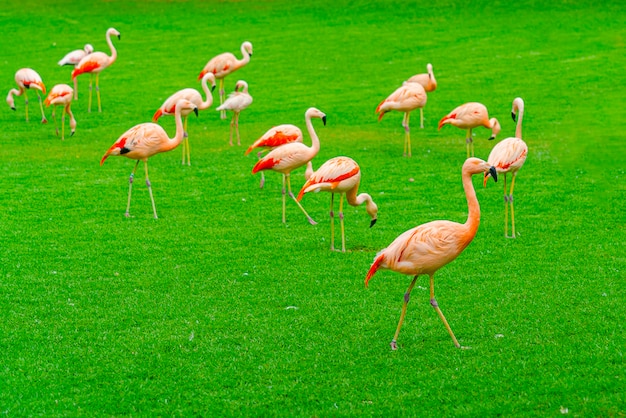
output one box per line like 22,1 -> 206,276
1,0 -> 624,416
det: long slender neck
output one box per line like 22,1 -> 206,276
106,31 -> 117,62
238,44 -> 251,67
199,77 -> 214,109
462,170 -> 481,240
305,115 -> 321,156
515,104 -> 524,139
164,107 -> 187,152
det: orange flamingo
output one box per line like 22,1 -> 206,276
6,68 -> 47,123
405,63 -> 437,129
58,43 -> 94,100
153,72 -> 217,166
216,80 -> 253,146
365,157 -> 497,350
198,41 -> 253,120
376,82 -> 427,157
252,107 -> 326,225
438,102 -> 501,158
297,156 -> 378,252
484,97 -> 528,238
72,27 -> 120,113
100,99 -> 198,219
44,84 -> 76,140
245,124 -> 303,189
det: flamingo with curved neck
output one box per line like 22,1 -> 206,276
216,80 -> 253,146
405,63 -> 437,129
366,157 -> 497,350
72,27 -> 120,112
6,68 -> 47,123
44,84 -> 76,140
438,102 -> 501,157
100,99 -> 198,219
484,97 -> 528,238
252,107 -> 326,225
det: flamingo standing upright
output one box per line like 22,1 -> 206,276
58,43 -> 94,100
216,80 -> 253,146
6,68 -> 47,123
245,124 -> 303,188
366,157 -> 497,350
376,82 -> 427,157
297,156 -> 378,252
152,72 -> 217,166
438,102 -> 501,158
251,107 -> 326,225
72,27 -> 120,113
198,41 -> 253,120
44,84 -> 76,140
405,63 -> 437,129
100,99 -> 198,219
484,97 -> 528,238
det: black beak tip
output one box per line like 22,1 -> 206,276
490,166 -> 498,182
211,86 -> 216,92
370,219 -> 377,228
193,108 -> 199,117
511,112 -> 517,122
488,135 -> 495,140
322,116 -> 327,126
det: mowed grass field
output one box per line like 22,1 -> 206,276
1,0 -> 624,415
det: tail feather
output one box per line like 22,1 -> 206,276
296,180 -> 312,202
252,157 -> 278,174
365,253 -> 385,288
244,144 -> 256,156
376,100 -> 386,121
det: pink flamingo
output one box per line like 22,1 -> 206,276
198,41 -> 253,120
216,80 -> 253,146
484,97 -> 528,238
297,156 -> 378,252
58,43 -> 94,100
245,124 -> 303,188
6,68 -> 47,123
438,102 -> 501,158
376,82 -> 427,157
44,84 -> 76,140
152,72 -> 217,166
405,63 -> 437,129
72,27 -> 120,112
100,99 -> 198,219
366,157 -> 497,350
251,107 -> 326,225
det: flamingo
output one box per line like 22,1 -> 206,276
251,107 -> 326,225
405,63 -> 437,129
44,84 -> 76,140
72,27 -> 120,113
245,124 -> 303,189
216,80 -> 253,146
152,72 -> 217,166
6,68 -> 47,123
365,157 -> 498,350
58,43 -> 94,100
297,156 -> 378,252
484,97 -> 528,238
438,102 -> 501,158
198,41 -> 253,120
100,99 -> 198,219
376,82 -> 427,157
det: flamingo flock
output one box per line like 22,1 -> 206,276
7,27 -> 530,351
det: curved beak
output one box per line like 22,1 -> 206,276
193,107 -> 199,117
321,116 -> 327,126
483,166 -> 498,187
370,218 -> 377,228
511,111 -> 517,122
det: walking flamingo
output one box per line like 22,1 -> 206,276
58,43 -> 94,100
297,156 -> 378,252
152,72 -> 217,166
365,157 -> 497,350
376,82 -> 427,157
245,124 -> 303,188
405,63 -> 437,129
44,84 -> 76,140
438,102 -> 501,158
484,97 -> 528,238
216,80 -> 253,146
251,107 -> 326,225
72,27 -> 120,113
198,41 -> 253,120
6,68 -> 47,123
100,99 -> 198,219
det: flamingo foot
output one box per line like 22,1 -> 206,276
124,212 -> 131,218
41,117 -> 48,124
259,177 -> 265,189
307,217 -> 318,226
390,340 -> 398,350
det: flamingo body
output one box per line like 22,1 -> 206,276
245,124 -> 303,156
216,80 -> 253,146
6,68 -> 47,123
366,157 -> 498,350
58,44 -> 94,66
297,156 -> 378,252
438,102 -> 501,157
44,84 -> 76,140
405,63 -> 436,129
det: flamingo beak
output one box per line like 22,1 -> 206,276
483,166 -> 498,187
321,116 -> 327,126
370,218 -> 377,228
193,107 -> 199,117
511,111 -> 517,122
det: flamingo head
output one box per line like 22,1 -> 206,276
108,28 -> 121,40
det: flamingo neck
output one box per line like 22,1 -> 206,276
239,45 -> 251,66
515,104 -> 524,139
106,31 -> 117,62
199,78 -> 214,109
305,115 -> 321,156
462,170 -> 481,243
164,107 -> 187,152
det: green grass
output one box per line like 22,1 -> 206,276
1,0 -> 624,416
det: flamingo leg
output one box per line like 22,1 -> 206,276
88,73 -> 93,113
329,194 -> 336,251
229,113 -> 235,146
420,107 -> 424,129
257,151 -> 266,189
235,112 -> 241,146
52,106 -> 59,137
219,78 -> 226,120
503,174 -> 509,238
144,161 -> 158,219
403,112 -> 412,157
125,160 -> 140,218
508,172 -> 519,238
23,90 -> 29,122
430,274 -> 461,348
37,92 -> 47,124
391,275 -> 419,350
96,73 -> 102,112
73,76 -> 79,100
339,194 -> 346,252
287,175 -> 317,225
466,129 -> 473,158
281,174 -> 287,224
182,116 -> 190,166
61,110 -> 66,141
